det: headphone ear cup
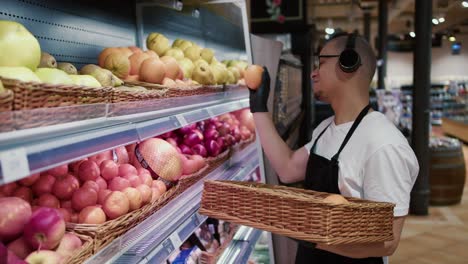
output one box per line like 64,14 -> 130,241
339,49 -> 361,73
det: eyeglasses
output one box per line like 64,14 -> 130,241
313,54 -> 340,70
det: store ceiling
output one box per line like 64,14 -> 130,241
308,0 -> 468,37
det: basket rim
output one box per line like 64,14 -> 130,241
0,76 -> 112,92
204,180 -> 396,209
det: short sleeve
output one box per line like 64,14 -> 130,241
362,144 -> 419,217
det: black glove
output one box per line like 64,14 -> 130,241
248,66 -> 270,113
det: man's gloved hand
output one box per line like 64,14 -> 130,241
248,66 -> 270,113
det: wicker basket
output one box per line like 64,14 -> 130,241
110,86 -> 168,103
68,233 -> 94,264
125,80 -> 223,97
0,89 -> 13,111
200,181 -> 395,245
205,148 -> 231,168
0,77 -> 111,110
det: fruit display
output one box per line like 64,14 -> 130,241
0,197 -> 88,264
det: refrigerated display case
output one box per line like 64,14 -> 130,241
0,0 -> 274,263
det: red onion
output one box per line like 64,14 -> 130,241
218,123 -> 231,136
224,134 -> 235,147
208,117 -> 219,123
179,144 -> 193,155
23,208 -> 65,250
206,140 -> 221,157
179,123 -> 196,134
204,129 -> 219,141
160,131 -> 174,139
204,123 -> 216,131
184,131 -> 203,147
191,144 -> 207,157
216,137 -> 226,151
231,127 -> 242,142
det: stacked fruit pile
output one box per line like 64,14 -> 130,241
0,197 -> 86,264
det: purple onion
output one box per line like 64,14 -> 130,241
204,129 -> 219,141
206,140 -> 221,157
184,132 -> 202,147
192,144 -> 208,157
179,144 -> 193,155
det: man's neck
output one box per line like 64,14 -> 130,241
331,94 -> 370,125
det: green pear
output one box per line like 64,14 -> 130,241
193,59 -> 209,68
39,52 -> 57,68
228,66 -> 241,81
178,58 -> 195,79
57,62 -> 77,75
184,46 -> 201,61
80,64 -> 101,75
100,68 -> 124,86
191,64 -> 215,85
147,34 -> 170,56
178,40 -> 193,51
172,38 -> 185,47
164,48 -> 184,60
146,32 -> 161,49
200,48 -> 214,63
226,70 -> 236,84
210,64 -> 227,85
35,68 -> 73,85
0,66 -> 41,82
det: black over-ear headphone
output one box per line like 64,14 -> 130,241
339,33 -> 361,73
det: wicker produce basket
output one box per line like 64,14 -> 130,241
0,77 -> 111,110
110,86 -> 167,103
205,149 -> 231,168
124,80 -> 223,97
0,89 -> 13,111
200,181 -> 395,245
68,233 -> 94,264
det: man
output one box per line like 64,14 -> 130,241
248,33 -> 419,264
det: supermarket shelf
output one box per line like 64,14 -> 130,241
0,90 -> 249,184
85,143 -> 259,264
218,226 -> 263,264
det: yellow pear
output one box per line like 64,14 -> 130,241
178,58 -> 195,79
193,59 -> 209,68
57,62 -> 77,75
200,48 -> 214,63
35,68 -> 73,85
226,70 -> 236,84
178,40 -> 193,51
228,66 -> 241,81
164,48 -> 184,60
0,66 -> 41,82
147,33 -> 170,56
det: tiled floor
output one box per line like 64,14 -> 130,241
390,143 -> 468,264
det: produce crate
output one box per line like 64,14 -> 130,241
0,77 -> 111,110
200,181 -> 395,245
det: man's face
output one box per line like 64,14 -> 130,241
311,42 -> 341,103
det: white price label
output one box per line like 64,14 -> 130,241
206,108 -> 215,118
169,233 -> 182,247
175,114 -> 187,127
0,148 -> 30,182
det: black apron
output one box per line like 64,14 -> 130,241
296,104 -> 383,264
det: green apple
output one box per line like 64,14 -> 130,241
0,66 -> 41,82
164,48 -> 184,60
35,68 -> 73,85
200,48 -> 214,63
0,20 -> 41,70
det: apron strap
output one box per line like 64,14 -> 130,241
331,104 -> 371,163
310,123 -> 332,154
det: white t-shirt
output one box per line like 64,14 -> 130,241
304,111 -> 419,217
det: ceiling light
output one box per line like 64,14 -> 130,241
325,28 -> 335,35
463,1 -> 468,8
449,36 -> 456,42
409,32 -> 416,38
432,18 -> 439,25
325,34 -> 330,40
438,17 -> 445,23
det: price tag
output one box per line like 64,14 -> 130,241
175,114 -> 187,127
169,233 -> 182,248
0,148 -> 30,182
206,108 -> 215,118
